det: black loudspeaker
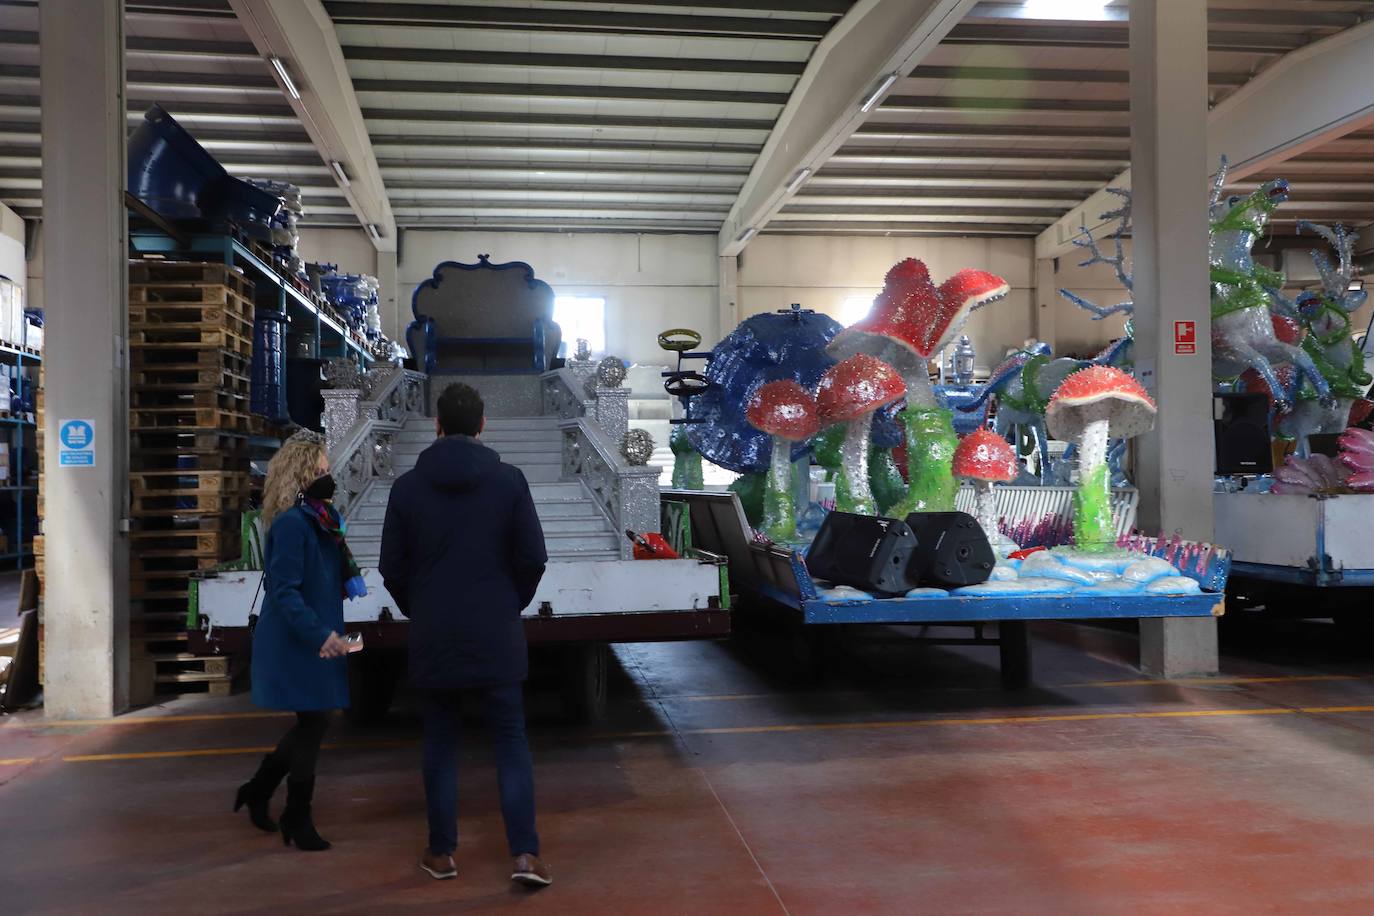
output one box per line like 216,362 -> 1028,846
903,511 -> 995,588
806,512 -> 920,597
1214,393 -> 1272,475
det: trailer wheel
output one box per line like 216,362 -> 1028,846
561,643 -> 609,724
345,650 -> 401,725
998,621 -> 1032,690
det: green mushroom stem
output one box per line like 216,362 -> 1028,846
669,424 -> 704,490
835,412 -> 878,516
869,447 -> 905,516
894,404 -> 959,515
1073,414 -> 1115,552
762,435 -> 799,541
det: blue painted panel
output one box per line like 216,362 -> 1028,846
801,592 -> 1222,624
1230,560 -> 1374,587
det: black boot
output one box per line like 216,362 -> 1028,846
234,754 -> 288,833
280,778 -> 331,851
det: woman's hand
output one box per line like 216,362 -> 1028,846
319,632 -> 350,659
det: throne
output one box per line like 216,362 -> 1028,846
407,254 -> 563,375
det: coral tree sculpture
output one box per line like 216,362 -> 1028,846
747,380 -> 820,541
829,258 -> 1009,514
1046,366 -> 1157,552
953,427 -> 1017,550
816,354 -> 906,515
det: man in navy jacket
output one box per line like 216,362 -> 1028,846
379,382 -> 551,888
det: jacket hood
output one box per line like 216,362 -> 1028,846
415,434 -> 502,492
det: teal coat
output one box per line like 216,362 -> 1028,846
250,506 -> 350,711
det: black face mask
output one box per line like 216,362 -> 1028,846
303,473 -> 336,501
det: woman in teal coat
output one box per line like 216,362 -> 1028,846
233,431 -> 365,851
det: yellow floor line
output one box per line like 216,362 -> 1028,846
63,738 -> 414,764
10,711 -> 293,729
57,704 -> 1374,763
0,757 -> 35,766
1064,674 -> 1363,689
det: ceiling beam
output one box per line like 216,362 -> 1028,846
718,0 -> 976,256
322,2 -> 830,40
228,0 -> 395,251
349,77 -> 789,106
341,44 -> 806,76
1037,18 -> 1374,259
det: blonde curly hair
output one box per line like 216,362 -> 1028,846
261,431 -> 327,525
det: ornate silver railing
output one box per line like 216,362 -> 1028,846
560,417 -> 660,559
325,367 -> 427,516
540,368 -> 592,420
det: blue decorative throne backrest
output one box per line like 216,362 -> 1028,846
409,254 -> 562,374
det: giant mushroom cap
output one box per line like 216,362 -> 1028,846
816,353 -> 906,425
747,379 -> 820,442
953,427 -> 1017,483
1046,365 -> 1157,441
829,259 -> 1011,365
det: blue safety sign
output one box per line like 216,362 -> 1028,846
58,419 -> 96,467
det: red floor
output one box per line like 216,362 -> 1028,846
6,619 -> 1374,914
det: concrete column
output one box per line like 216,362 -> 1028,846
40,0 -> 131,717
717,255 -> 738,345
376,247 -> 400,344
1130,0 -> 1219,677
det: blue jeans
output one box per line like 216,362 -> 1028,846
421,684 -> 539,857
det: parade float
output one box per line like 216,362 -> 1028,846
671,252 -> 1229,685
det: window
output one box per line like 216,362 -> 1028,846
838,295 -> 875,327
553,295 -> 607,356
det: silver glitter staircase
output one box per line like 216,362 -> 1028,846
345,415 -> 622,568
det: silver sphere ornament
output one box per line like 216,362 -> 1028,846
597,356 -> 627,388
621,428 -> 655,466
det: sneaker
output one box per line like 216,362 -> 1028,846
420,850 -> 457,880
511,854 -> 552,888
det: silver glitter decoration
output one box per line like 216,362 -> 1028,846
321,388 -> 362,454
594,385 -> 630,444
323,357 -> 363,390
621,428 -> 655,466
575,338 -> 592,361
596,356 -> 627,388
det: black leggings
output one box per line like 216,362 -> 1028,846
273,711 -> 330,780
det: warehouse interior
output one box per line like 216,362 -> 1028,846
7,0 -> 1374,912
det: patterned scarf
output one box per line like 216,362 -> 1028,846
300,496 -> 368,600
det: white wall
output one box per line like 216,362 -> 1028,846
0,202 -> 25,292
395,231 -> 719,367
738,235 -> 1037,370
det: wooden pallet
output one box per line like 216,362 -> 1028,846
130,511 -> 243,533
130,490 -> 245,516
128,325 -> 253,356
129,261 -> 253,295
129,387 -> 249,411
131,347 -> 250,373
129,469 -> 250,495
131,365 -> 251,392
131,447 -> 249,473
130,302 -> 253,329
129,278 -> 253,307
131,554 -> 225,581
129,528 -> 241,560
129,406 -> 252,433
154,667 -> 242,697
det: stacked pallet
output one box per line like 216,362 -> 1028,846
128,261 -> 254,697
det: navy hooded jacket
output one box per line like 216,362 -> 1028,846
379,433 -> 547,689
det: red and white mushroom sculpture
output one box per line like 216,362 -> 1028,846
747,380 -> 821,541
1046,366 -> 1156,551
816,353 -> 906,515
829,258 -> 1010,408
952,427 -> 1018,548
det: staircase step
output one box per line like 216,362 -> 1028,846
346,511 -> 607,542
481,416 -> 562,431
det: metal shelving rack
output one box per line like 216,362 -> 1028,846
0,340 -> 39,569
128,231 -> 374,366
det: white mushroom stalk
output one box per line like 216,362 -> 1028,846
840,412 -> 876,515
972,479 -> 999,543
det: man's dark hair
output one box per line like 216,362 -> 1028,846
436,383 -> 484,437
